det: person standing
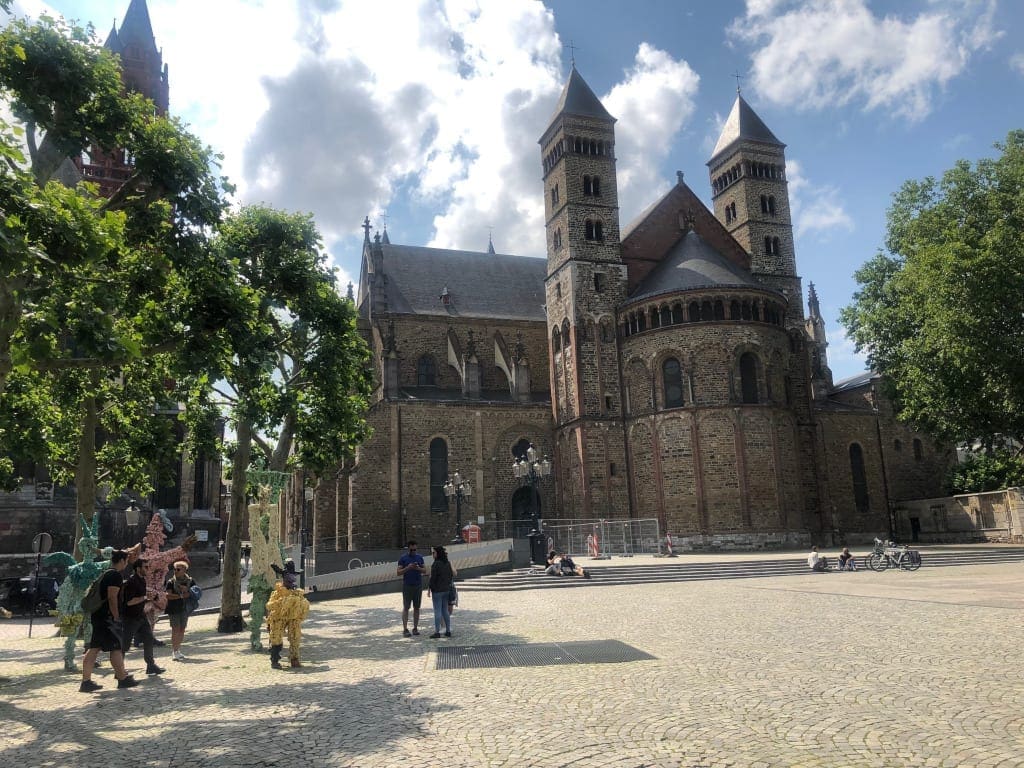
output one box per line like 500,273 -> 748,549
165,561 -> 196,660
427,545 -> 456,639
397,541 -> 425,637
122,559 -> 164,675
79,549 -> 138,692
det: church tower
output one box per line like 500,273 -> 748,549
76,0 -> 169,197
539,67 -> 630,518
708,92 -> 803,327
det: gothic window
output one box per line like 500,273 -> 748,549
416,355 -> 436,386
430,437 -> 449,512
913,438 -> 923,461
594,273 -> 607,293
850,443 -> 870,513
663,358 -> 684,409
740,352 -> 759,404
585,220 -> 604,241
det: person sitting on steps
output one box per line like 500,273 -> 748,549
807,546 -> 829,572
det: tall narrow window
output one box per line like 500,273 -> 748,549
913,438 -> 923,461
768,196 -> 776,216
663,358 -> 684,408
416,355 -> 436,386
585,220 -> 603,241
740,352 -> 759,404
594,273 -> 607,292
429,438 -> 449,512
850,443 -> 870,513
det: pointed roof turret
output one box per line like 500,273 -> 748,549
549,66 -> 615,124
104,21 -> 121,52
710,93 -> 783,161
808,282 -> 822,319
487,234 -> 495,254
119,0 -> 157,48
381,225 -> 390,245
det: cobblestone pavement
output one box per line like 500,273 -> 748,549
1,562 -> 1023,768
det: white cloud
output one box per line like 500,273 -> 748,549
786,159 -> 854,237
730,0 -> 1001,120
824,323 -> 868,377
1011,52 -> 1024,76
602,43 -> 700,226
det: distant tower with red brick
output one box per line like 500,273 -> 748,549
74,0 -> 169,197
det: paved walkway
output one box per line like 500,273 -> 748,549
2,561 -> 1023,767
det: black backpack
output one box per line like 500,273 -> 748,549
80,571 -> 111,614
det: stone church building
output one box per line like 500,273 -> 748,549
344,67 -> 951,551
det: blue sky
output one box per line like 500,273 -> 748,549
8,0 -> 1023,381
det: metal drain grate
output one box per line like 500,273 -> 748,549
435,639 -> 654,670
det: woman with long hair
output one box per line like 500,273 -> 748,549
427,545 -> 456,638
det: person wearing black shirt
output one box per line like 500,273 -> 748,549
122,559 -> 164,675
80,550 -> 139,693
165,561 -> 196,661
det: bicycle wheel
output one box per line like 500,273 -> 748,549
903,553 -> 922,571
867,552 -> 886,571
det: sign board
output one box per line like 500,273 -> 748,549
32,532 -> 52,554
195,530 -> 209,542
477,516 -> 486,525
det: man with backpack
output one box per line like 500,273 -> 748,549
79,549 -> 139,693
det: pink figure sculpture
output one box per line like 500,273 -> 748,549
139,512 -> 196,630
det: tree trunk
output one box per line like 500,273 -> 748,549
72,378 -> 99,560
218,416 -> 250,633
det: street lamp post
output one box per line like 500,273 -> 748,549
512,443 -> 552,533
443,471 -> 472,544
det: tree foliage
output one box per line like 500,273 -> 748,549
840,131 -> 1024,447
947,449 -> 1024,494
212,205 -> 372,632
0,16 -> 235,521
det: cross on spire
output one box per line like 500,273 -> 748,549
732,70 -> 743,95
568,40 -> 579,68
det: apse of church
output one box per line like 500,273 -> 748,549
346,66 -> 951,550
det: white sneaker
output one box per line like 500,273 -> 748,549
172,651 -> 186,661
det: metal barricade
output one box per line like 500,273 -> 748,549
540,519 -> 661,558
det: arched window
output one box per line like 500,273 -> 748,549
600,322 -> 613,342
562,320 -> 572,348
740,352 -> 759,404
430,438 -> 449,512
663,358 -> 684,409
688,302 -> 700,322
585,220 -> 603,241
850,443 -> 870,513
650,308 -> 660,328
671,304 -> 684,324
701,300 -> 713,320
552,327 -> 561,353
550,184 -> 559,206
913,438 -> 923,461
730,300 -> 741,320
416,355 -> 436,386
760,194 -> 768,214
660,306 -> 672,326
714,300 -> 725,320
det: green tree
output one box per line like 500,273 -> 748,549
840,130 -> 1024,448
0,16 -> 235,529
212,206 -> 372,633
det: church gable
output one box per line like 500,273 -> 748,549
620,176 -> 751,295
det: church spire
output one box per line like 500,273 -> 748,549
710,93 -> 784,162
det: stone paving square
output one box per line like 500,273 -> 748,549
1,561 -> 1023,767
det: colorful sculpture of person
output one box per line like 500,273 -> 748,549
44,516 -> 139,671
247,486 -> 284,651
138,511 -> 196,633
266,559 -> 310,668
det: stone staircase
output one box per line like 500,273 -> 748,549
456,548 -> 1024,592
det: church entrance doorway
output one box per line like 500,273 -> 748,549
510,486 -> 541,538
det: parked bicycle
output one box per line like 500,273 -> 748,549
865,537 -> 921,571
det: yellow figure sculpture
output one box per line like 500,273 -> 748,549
266,560 -> 310,669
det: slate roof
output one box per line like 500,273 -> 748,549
831,371 -> 878,393
711,94 -> 784,160
380,244 -> 547,321
627,229 -> 763,304
549,66 -> 615,124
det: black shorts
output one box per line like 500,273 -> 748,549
88,614 -> 124,652
402,584 -> 423,610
